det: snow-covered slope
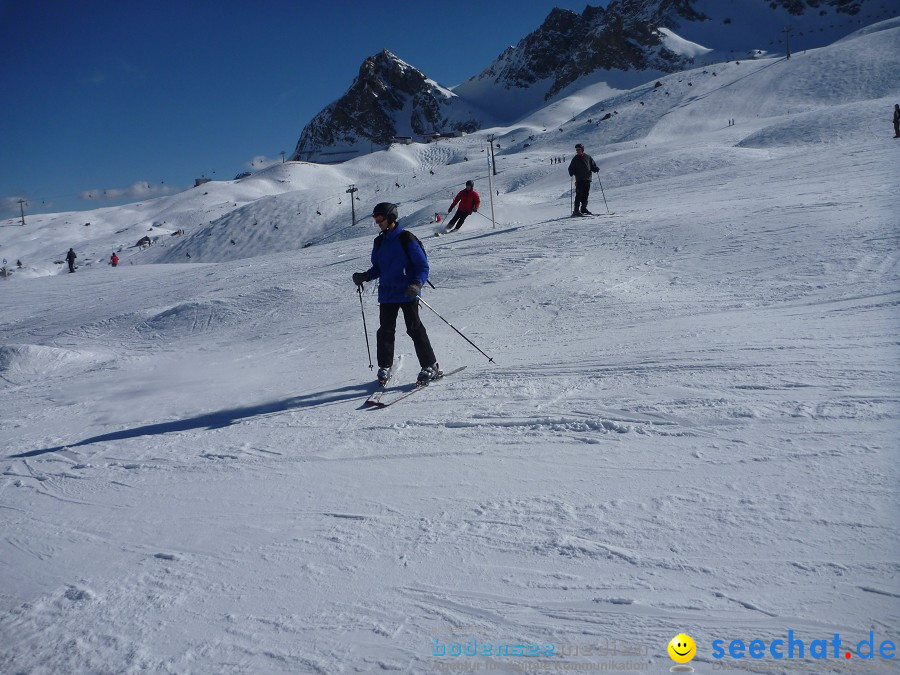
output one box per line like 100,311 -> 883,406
5,18 -> 896,273
1,21 -> 898,673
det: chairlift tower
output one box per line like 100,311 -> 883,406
346,184 -> 359,225
487,134 -> 498,176
782,26 -> 793,59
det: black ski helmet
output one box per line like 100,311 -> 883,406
465,180 -> 474,187
372,202 -> 398,222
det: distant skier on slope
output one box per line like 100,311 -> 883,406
110,253 -> 119,267
568,143 -> 599,216
445,180 -> 480,232
66,248 -> 77,273
893,104 -> 899,138
352,202 -> 442,386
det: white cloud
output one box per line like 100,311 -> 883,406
79,181 -> 178,202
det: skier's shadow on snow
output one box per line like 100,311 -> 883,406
10,382 -> 374,459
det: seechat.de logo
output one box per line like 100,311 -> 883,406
712,631 -> 895,661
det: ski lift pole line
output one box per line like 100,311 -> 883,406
346,184 -> 358,225
303,220 -> 359,248
417,297 -> 494,363
378,162 -> 496,206
486,141 -> 496,229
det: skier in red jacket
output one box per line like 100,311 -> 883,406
445,180 -> 480,232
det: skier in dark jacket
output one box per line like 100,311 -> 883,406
445,180 -> 481,232
352,202 -> 442,386
567,143 -> 599,216
66,248 -> 77,273
893,104 -> 899,138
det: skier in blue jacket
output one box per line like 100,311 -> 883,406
353,202 -> 442,386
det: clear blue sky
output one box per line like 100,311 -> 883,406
0,0 -> 608,216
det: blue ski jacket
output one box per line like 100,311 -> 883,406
364,223 -> 429,304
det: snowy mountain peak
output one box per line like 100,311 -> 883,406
290,49 -> 482,163
361,49 -> 416,80
291,1 -> 886,157
452,1 -> 700,120
453,0 -> 885,122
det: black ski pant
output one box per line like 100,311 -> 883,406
67,260 -> 75,273
377,301 -> 436,369
574,179 -> 592,213
446,210 -> 471,231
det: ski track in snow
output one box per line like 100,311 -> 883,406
1,23 -> 900,674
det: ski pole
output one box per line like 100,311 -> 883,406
473,210 -> 506,228
357,285 -> 374,370
596,174 -> 610,214
418,297 -> 494,363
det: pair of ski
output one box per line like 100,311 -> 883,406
571,212 -> 617,218
364,365 -> 467,408
433,228 -> 462,238
538,213 -> 619,226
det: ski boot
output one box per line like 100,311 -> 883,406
416,362 -> 443,386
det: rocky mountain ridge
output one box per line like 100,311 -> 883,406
292,0 -> 886,159
291,50 -> 482,163
464,1 -> 706,102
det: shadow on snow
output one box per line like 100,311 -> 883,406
10,381 -> 375,459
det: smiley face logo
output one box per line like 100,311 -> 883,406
668,633 -> 696,663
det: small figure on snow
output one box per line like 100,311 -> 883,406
893,104 -> 899,138
352,202 -> 442,386
110,252 -> 119,267
66,248 -> 77,273
445,180 -> 480,233
568,143 -> 599,216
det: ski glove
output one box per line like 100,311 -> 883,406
352,272 -> 368,286
404,284 -> 421,300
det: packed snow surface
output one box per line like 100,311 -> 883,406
1,19 -> 898,674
